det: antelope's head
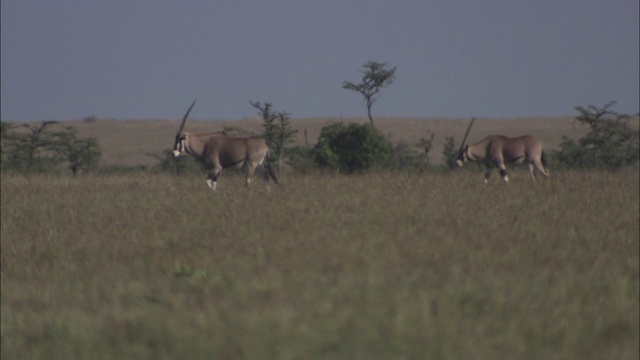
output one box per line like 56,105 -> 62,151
173,99 -> 196,157
456,118 -> 475,167
456,145 -> 470,166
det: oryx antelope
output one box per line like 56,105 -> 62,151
172,100 -> 279,190
456,118 -> 549,184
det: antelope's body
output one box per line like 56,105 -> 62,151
172,100 -> 278,190
455,118 -> 549,184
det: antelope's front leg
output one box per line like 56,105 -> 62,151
206,167 -> 222,191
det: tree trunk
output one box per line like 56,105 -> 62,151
366,102 -> 374,126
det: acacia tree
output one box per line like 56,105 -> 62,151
2,121 -> 65,172
1,121 -> 101,174
342,61 -> 397,127
56,126 -> 102,175
554,101 -> 639,169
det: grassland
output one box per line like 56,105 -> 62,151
1,169 -> 638,359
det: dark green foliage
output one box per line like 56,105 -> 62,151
442,135 -> 459,169
553,102 -> 639,169
1,121 -> 100,174
342,61 -> 397,126
0,122 -> 10,150
284,145 -> 317,173
313,123 -> 392,174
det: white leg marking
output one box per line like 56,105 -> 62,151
206,179 -> 217,191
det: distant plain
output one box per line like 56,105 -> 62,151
58,116 -> 591,168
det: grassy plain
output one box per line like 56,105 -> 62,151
1,169 -> 638,359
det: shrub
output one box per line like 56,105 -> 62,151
389,140 -> 426,171
154,149 -> 206,175
442,135 -> 459,169
284,145 -> 317,173
313,123 -> 392,174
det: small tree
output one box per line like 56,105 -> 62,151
419,130 -> 436,167
250,101 -> 298,171
342,61 -> 397,127
313,123 -> 392,174
553,101 -> 639,169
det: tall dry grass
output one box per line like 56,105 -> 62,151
1,169 -> 638,359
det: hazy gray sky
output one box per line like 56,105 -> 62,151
2,1 -> 638,121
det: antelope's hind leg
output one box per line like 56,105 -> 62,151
498,165 -> 509,185
245,162 -> 257,187
528,163 -> 537,180
249,161 -> 272,190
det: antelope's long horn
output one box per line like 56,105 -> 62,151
459,117 -> 476,150
176,99 -> 197,136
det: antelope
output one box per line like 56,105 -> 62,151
456,118 -> 549,184
172,100 -> 279,190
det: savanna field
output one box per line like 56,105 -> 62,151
1,169 -> 638,359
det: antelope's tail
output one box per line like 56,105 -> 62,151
265,152 -> 279,185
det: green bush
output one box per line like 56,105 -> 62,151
442,135 -> 459,169
553,102 -> 639,169
389,140 -> 427,171
313,123 -> 392,174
